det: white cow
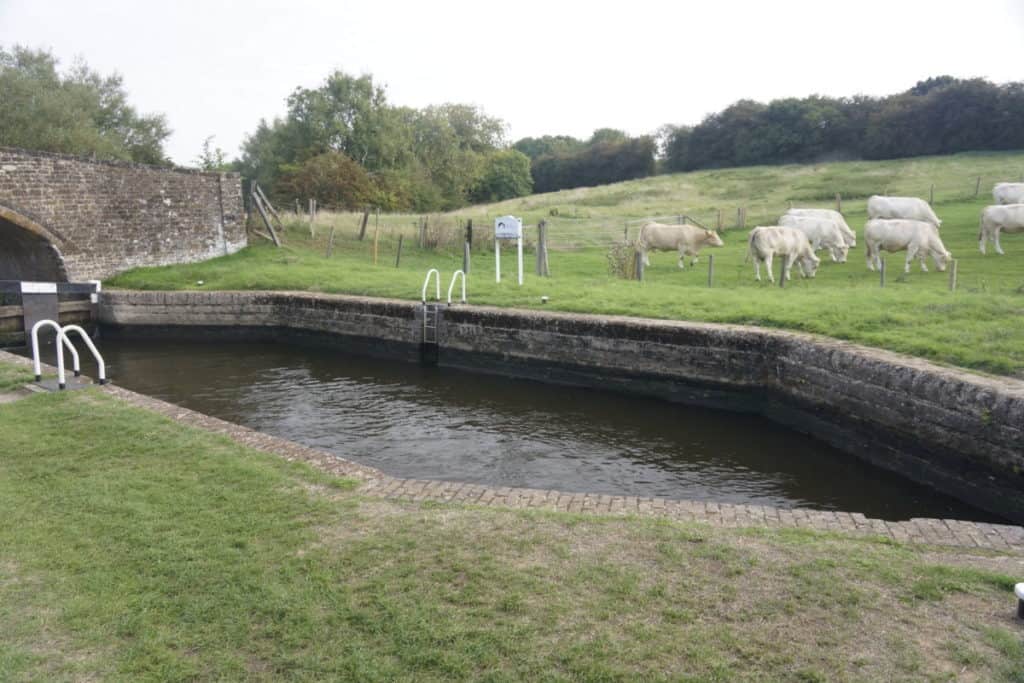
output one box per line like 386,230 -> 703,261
864,219 -> 952,273
778,214 -> 849,262
993,183 -> 1024,205
867,195 -> 942,228
978,203 -> 1024,254
746,226 -> 820,283
637,222 -> 724,269
785,208 -> 856,247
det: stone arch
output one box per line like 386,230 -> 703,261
0,204 -> 69,281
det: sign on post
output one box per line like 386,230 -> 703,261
494,216 -> 524,285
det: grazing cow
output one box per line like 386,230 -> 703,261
746,226 -> 820,283
978,203 -> 1024,254
785,208 -> 856,246
778,214 -> 849,262
993,183 -> 1024,205
867,195 -> 942,228
864,219 -> 952,273
637,222 -> 724,269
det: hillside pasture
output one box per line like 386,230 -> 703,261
110,153 -> 1024,377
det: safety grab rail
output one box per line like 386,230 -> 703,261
422,268 -> 441,303
447,270 -> 466,305
30,320 -> 68,390
30,319 -> 108,390
61,324 -> 108,385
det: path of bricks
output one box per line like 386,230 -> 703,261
103,383 -> 1024,553
2,350 -> 1021,553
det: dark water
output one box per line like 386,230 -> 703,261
26,337 -> 999,521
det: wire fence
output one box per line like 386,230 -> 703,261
263,171 -> 1014,259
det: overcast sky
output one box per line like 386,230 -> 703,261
3,0 -> 1023,166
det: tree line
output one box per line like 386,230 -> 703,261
3,45 -> 1023,211
660,76 -> 1024,172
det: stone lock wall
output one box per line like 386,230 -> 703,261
98,290 -> 1024,523
0,147 -> 246,281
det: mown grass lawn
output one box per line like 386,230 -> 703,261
1,381 -> 1022,681
111,195 -> 1024,377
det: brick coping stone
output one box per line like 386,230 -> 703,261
3,348 -> 1022,553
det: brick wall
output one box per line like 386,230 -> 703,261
0,147 -> 246,281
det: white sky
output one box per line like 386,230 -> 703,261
2,0 -> 1023,166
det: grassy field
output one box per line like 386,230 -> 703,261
1,382 -> 1022,681
111,167 -> 1024,376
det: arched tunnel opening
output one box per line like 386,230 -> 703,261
0,214 -> 68,282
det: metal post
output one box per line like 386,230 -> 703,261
517,233 -> 523,286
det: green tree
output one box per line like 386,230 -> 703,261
194,136 -> 232,171
470,150 -> 533,203
0,45 -> 171,164
275,151 -> 377,209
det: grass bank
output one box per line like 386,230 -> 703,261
111,195 -> 1024,376
1,377 -> 1022,680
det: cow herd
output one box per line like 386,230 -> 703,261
636,182 -> 1024,284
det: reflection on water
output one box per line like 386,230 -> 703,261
41,337 -> 998,521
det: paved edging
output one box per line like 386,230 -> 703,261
96,385 -> 1024,552
3,350 -> 1019,552
97,290 -> 1024,523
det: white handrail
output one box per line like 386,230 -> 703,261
62,324 -> 108,385
30,319 -> 67,390
447,270 -> 466,305
422,269 -> 440,302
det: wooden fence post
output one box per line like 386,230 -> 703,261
716,209 -> 722,230
358,209 -> 370,241
395,234 -> 404,267
835,193 -> 842,213
295,199 -> 300,215
635,251 -> 644,282
948,259 -> 958,291
975,176 -> 981,198
308,198 -> 315,236
879,257 -> 886,288
778,258 -> 785,288
419,217 -> 426,248
929,183 -> 935,205
707,254 -> 714,288
372,225 -> 379,265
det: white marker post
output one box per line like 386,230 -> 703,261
494,215 -> 524,285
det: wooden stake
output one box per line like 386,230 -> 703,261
879,257 -> 886,287
251,191 -> 281,247
975,176 -> 981,198
373,225 -> 379,265
778,259 -> 785,288
707,254 -> 714,288
929,183 -> 935,205
358,209 -> 370,241
716,209 -> 722,230
635,251 -> 644,282
835,193 -> 842,213
325,224 -> 337,258
948,259 -> 958,291
395,234 -> 404,267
